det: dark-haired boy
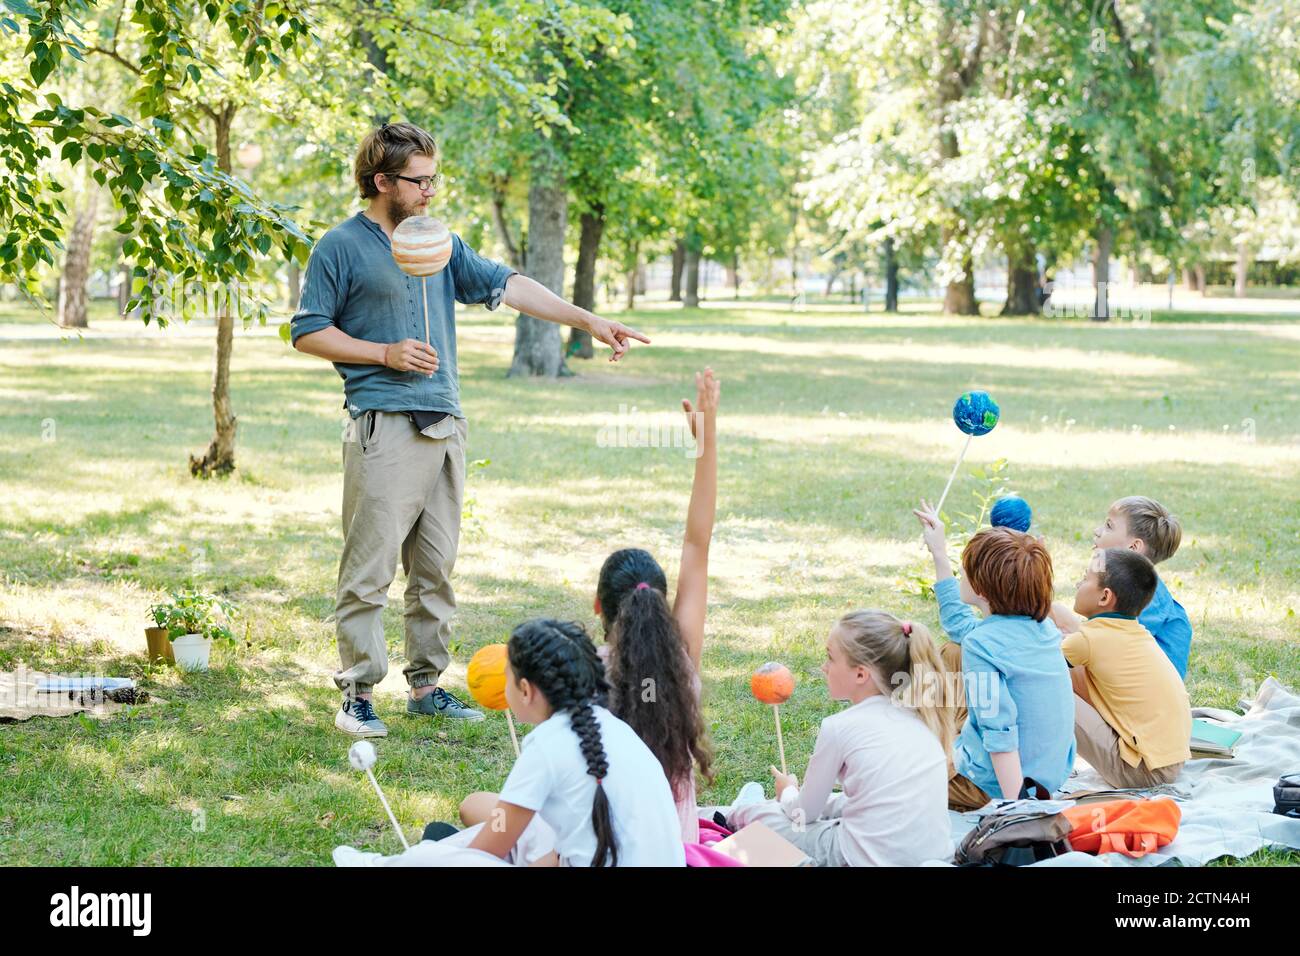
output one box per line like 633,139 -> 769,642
1060,548 -> 1190,788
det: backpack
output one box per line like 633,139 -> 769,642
1273,772 -> 1300,819
954,779 -> 1073,867
1061,798 -> 1181,858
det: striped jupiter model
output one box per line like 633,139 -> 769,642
390,215 -> 453,345
391,215 -> 453,277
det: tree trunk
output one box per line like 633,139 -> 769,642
1234,242 -> 1250,298
117,261 -> 132,315
57,187 -> 99,329
1001,244 -> 1040,315
509,139 -> 570,378
669,239 -> 685,301
287,258 -> 301,310
568,205 -> 604,359
490,181 -> 524,271
1194,263 -> 1206,294
943,253 -> 978,315
729,251 -> 740,295
190,103 -> 240,478
1092,225 -> 1112,321
635,262 -> 647,295
936,10 -> 985,316
684,245 -> 701,309
355,25 -> 393,125
884,238 -> 899,312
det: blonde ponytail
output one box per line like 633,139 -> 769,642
900,621 -> 957,754
834,611 -> 957,754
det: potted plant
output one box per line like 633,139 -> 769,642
148,590 -> 236,672
144,610 -> 176,664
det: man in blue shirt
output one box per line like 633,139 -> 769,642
292,123 -> 649,737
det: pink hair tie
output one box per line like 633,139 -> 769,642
635,582 -> 650,591
901,621 -> 913,636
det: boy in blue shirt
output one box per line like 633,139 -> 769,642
1090,496 -> 1192,679
915,501 -> 1076,811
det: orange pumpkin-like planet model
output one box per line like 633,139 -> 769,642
391,215 -> 453,277
467,643 -> 509,711
750,661 -> 795,705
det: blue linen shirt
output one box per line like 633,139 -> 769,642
934,577 -> 1076,797
1139,574 -> 1192,679
289,212 -> 516,418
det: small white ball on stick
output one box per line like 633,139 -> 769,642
348,740 -> 377,771
346,740 -> 409,850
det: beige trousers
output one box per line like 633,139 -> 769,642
334,411 -> 467,696
1073,694 -> 1184,789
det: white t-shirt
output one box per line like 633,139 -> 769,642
778,695 -> 952,866
499,705 -> 686,867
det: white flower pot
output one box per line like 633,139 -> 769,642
171,633 -> 212,672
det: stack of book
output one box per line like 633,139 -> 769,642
1190,718 -> 1243,759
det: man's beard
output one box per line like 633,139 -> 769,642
388,194 -> 426,227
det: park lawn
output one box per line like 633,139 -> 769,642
1,299 -> 1298,866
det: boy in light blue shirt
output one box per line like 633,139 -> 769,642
915,500 -> 1076,810
1090,496 -> 1192,679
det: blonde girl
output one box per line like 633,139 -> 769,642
727,610 -> 956,866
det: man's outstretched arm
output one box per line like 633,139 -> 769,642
502,274 -> 650,362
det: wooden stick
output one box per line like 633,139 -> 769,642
773,704 -> 787,775
935,432 -> 973,516
421,277 -> 430,347
505,709 -> 521,756
364,767 -> 410,850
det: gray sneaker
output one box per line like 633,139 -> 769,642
407,687 -> 484,722
336,696 -> 388,738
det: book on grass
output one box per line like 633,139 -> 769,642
1190,718 -> 1243,756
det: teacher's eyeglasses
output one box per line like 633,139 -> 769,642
389,172 -> 443,193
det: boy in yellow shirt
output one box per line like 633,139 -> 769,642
1056,548 -> 1191,788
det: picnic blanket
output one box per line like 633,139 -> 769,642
941,677 -> 1300,867
335,679 -> 1300,868
0,666 -> 155,722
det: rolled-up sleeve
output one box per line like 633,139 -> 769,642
449,234 -> 516,311
964,640 -> 1019,753
935,576 -> 979,644
290,240 -> 344,345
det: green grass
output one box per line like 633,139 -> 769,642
1,299 -> 1297,865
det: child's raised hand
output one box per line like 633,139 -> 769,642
681,367 -> 720,440
913,499 -> 947,554
771,765 -> 798,799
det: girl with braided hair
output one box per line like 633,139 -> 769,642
465,618 -> 685,867
460,369 -> 721,846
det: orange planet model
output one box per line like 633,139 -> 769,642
391,215 -> 453,277
467,643 -> 509,711
751,661 -> 795,704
